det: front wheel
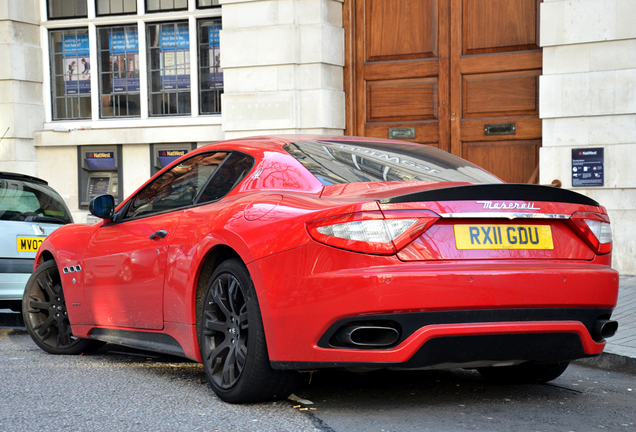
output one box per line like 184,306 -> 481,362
477,361 -> 570,384
199,259 -> 299,403
22,260 -> 104,355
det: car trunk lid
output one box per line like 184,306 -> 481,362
376,184 -> 608,261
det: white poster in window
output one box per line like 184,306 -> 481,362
164,52 -> 176,68
176,51 -> 186,77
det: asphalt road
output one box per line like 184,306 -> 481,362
1,325 -> 635,432
294,366 -> 636,432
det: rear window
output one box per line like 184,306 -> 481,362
0,178 -> 72,224
284,140 -> 502,186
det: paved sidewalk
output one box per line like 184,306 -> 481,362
574,275 -> 636,374
603,275 -> 636,358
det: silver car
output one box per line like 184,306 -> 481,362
0,173 -> 73,311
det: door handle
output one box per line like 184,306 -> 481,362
149,230 -> 168,240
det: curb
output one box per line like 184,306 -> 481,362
574,352 -> 636,376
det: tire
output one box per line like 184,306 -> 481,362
22,261 -> 104,355
199,259 -> 299,403
477,361 -> 570,384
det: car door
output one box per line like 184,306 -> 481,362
81,151 -> 229,329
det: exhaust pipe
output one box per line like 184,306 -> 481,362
335,325 -> 400,347
592,319 -> 618,341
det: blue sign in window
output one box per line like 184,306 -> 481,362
86,152 -> 116,170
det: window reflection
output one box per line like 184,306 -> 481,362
126,152 -> 228,218
284,140 -> 503,185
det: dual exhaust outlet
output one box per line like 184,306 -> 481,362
334,318 -> 619,348
335,325 -> 400,348
592,319 -> 618,341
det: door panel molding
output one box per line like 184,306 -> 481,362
462,0 -> 540,55
367,78 -> 439,122
462,139 -> 540,184
365,0 -> 439,62
462,70 -> 540,118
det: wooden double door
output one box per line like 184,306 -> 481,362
346,0 -> 542,183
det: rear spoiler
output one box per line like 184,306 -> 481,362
378,184 -> 599,207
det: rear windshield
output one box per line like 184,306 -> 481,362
283,140 -> 502,186
0,178 -> 72,224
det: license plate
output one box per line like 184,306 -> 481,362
454,225 -> 553,250
17,237 -> 45,252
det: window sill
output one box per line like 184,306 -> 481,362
43,114 -> 222,131
36,117 -> 224,147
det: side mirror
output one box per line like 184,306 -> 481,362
89,195 -> 115,220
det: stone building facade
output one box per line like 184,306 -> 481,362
539,0 -> 636,274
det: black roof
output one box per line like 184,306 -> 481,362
0,172 -> 49,185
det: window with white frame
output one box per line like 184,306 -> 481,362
98,25 -> 141,117
147,21 -> 191,116
44,0 -> 222,122
145,0 -> 188,13
198,18 -> 223,114
197,0 -> 221,8
96,0 -> 137,16
49,28 -> 92,120
48,0 -> 88,20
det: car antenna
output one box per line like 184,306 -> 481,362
0,127 -> 8,144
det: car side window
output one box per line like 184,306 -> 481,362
196,152 -> 254,204
125,152 -> 229,219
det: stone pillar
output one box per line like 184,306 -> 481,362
0,0 -> 43,175
220,0 -> 345,139
540,0 -> 636,274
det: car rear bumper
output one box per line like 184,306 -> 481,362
0,259 -> 33,300
272,321 -> 604,370
0,273 -> 30,301
251,242 -> 619,368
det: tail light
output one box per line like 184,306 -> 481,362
306,210 -> 440,255
569,211 -> 612,254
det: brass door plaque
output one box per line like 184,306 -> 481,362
485,123 -> 516,135
388,127 -> 416,140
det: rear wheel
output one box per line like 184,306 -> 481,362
477,361 -> 570,384
22,260 -> 104,355
199,259 -> 299,403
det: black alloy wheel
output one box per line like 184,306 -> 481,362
200,259 -> 299,403
204,271 -> 249,390
22,260 -> 103,355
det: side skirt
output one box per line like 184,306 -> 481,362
88,328 -> 187,358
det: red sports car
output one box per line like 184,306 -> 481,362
23,136 -> 619,403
